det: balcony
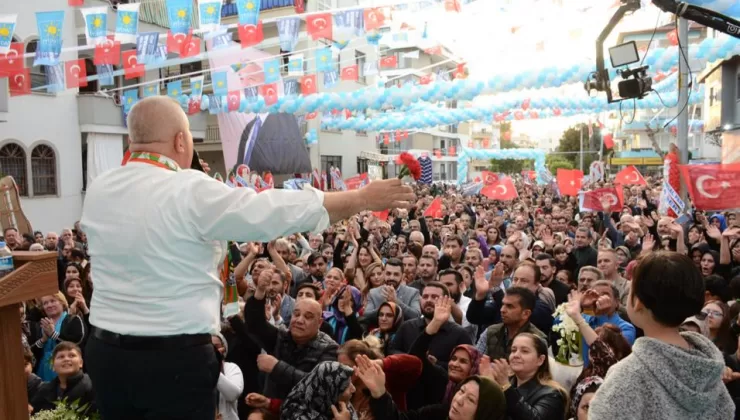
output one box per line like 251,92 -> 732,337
221,0 -> 295,17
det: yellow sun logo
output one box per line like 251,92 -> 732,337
269,67 -> 274,73
121,13 -> 133,26
321,55 -> 327,61
147,86 -> 154,92
0,26 -> 10,37
127,97 -> 133,103
206,6 -> 216,15
245,1 -> 255,11
194,82 -> 201,89
93,17 -> 103,28
177,9 -> 187,19
45,23 -> 58,37
172,89 -> 179,95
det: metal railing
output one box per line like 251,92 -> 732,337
206,125 -> 220,143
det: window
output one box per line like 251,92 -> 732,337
321,155 -> 342,189
357,158 -> 368,174
355,51 -> 366,84
25,40 -> 46,90
31,145 -> 57,196
0,143 -> 28,196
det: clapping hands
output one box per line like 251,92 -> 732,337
354,355 -> 386,399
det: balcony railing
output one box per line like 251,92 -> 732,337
221,0 -> 295,17
206,125 -> 220,143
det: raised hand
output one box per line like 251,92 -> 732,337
337,288 -> 354,316
723,227 -> 740,238
355,355 -> 386,399
642,233 -> 655,252
565,290 -> 583,319
474,266 -> 489,301
256,354 -> 278,373
490,262 -> 506,287
361,179 -> 416,211
707,225 -> 722,240
245,393 -> 270,408
426,296 -> 452,335
331,402 -> 352,420
479,355 -> 493,378
491,359 -> 511,388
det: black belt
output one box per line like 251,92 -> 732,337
91,327 -> 211,351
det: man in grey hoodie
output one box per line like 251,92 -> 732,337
589,251 -> 734,420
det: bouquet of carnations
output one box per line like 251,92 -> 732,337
31,399 -> 99,420
552,303 -> 584,366
396,152 -> 422,181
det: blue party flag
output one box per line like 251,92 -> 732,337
167,80 -> 183,98
46,64 -> 65,93
82,7 -> 107,46
191,76 -> 204,98
97,64 -> 114,87
0,15 -> 17,53
211,71 -> 228,96
277,17 -> 300,52
153,45 -> 168,64
207,30 -> 232,50
315,48 -> 334,73
116,3 -> 140,44
323,70 -> 338,88
198,0 -> 222,32
136,32 -> 159,65
288,54 -> 304,76
123,89 -> 139,112
263,59 -> 280,83
34,11 -> 65,66
236,0 -> 261,25
166,0 -> 193,35
143,84 -> 158,97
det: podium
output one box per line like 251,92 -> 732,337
0,251 -> 58,420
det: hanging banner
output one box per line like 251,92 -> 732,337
324,70 -> 339,88
284,79 -> 299,96
96,64 -> 114,86
115,3 -> 140,44
46,64 -> 65,93
237,0 -> 261,25
277,17 -> 300,52
167,0 -> 193,35
197,0 -> 222,32
288,54 -> 304,76
81,7 -> 107,46
589,161 -> 605,182
263,58 -> 280,83
333,9 -> 364,44
123,89 -> 139,113
315,48 -> 334,72
34,11 -> 65,66
136,32 -> 159,64
0,14 -> 18,54
191,75 -> 204,98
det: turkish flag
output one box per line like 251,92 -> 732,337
614,165 -> 646,186
454,63 -> 466,79
260,83 -> 278,106
380,56 -> 397,68
239,21 -> 264,48
227,91 -> 241,111
182,37 -> 201,58
680,163 -> 740,211
420,74 -> 432,85
364,8 -> 385,31
372,209 -> 390,221
8,68 -> 30,96
579,187 -> 623,212
481,171 -> 499,185
481,177 -> 518,201
94,39 -> 121,65
65,59 -> 88,88
294,0 -> 305,13
0,43 -> 24,77
69,0 -> 84,5
557,168 -> 583,196
341,65 -> 358,81
188,98 -> 201,115
521,98 -> 531,110
445,0 -> 462,12
553,108 -> 562,116
122,50 -> 145,79
423,197 -> 444,218
166,31 -> 190,56
603,133 -> 614,149
306,13 -> 333,40
305,111 -> 317,120
383,134 -> 390,145
424,46 -> 442,55
300,74 -> 317,95
344,173 -> 368,190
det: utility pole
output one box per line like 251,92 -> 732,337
579,124 -> 585,172
677,17 -> 690,202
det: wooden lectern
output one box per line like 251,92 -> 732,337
0,251 -> 58,420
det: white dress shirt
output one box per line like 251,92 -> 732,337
217,362 -> 244,420
81,161 -> 330,336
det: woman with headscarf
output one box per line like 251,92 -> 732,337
569,376 -> 603,420
324,283 -> 364,345
280,361 -> 357,420
368,302 -> 403,356
355,354 -> 507,420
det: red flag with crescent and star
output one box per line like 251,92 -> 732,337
614,165 -> 646,186
65,59 -> 88,88
238,21 -> 264,48
0,43 -> 24,77
341,65 -> 359,81
481,171 -> 499,185
122,50 -> 145,79
306,13 -> 333,40
8,68 -> 30,96
93,38 -> 121,66
579,187 -> 623,212
300,74 -> 317,95
557,169 -> 584,196
680,163 -> 740,211
423,197 -> 444,218
364,8 -> 385,31
481,176 -> 518,201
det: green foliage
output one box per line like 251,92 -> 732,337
546,154 -> 574,173
31,398 -> 99,420
556,123 -> 602,171
489,138 -> 534,174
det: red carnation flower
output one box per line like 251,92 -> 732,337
397,152 -> 421,181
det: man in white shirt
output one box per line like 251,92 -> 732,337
81,97 -> 414,419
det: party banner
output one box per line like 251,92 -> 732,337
207,30 -> 232,50
284,79 -> 299,96
143,84 -> 158,97
277,17 -> 300,52
333,9 -> 364,44
212,71 -> 228,96
96,64 -> 114,86
81,7 -> 107,46
288,54 -> 304,76
263,58 -> 280,83
0,14 -> 17,54
284,178 -> 310,190
191,75 -> 204,98
46,64 -> 65,93
167,0 -> 193,35
315,48 -> 334,72
115,3 -> 140,44
153,44 -> 168,64
167,80 -> 182,98
136,32 -> 159,64
324,70 -> 339,88
237,0 -> 261,25
123,89 -> 139,113
34,11 -> 65,66
198,0 -> 222,32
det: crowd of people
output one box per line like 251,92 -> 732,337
14,171 -> 740,419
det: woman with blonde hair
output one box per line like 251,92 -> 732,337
360,262 -> 384,312
484,332 -> 569,420
31,292 -> 85,381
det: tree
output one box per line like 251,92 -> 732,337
546,154 -> 573,173
556,123 -> 601,171
489,137 -> 533,174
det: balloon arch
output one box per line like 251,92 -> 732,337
457,148 -> 547,185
